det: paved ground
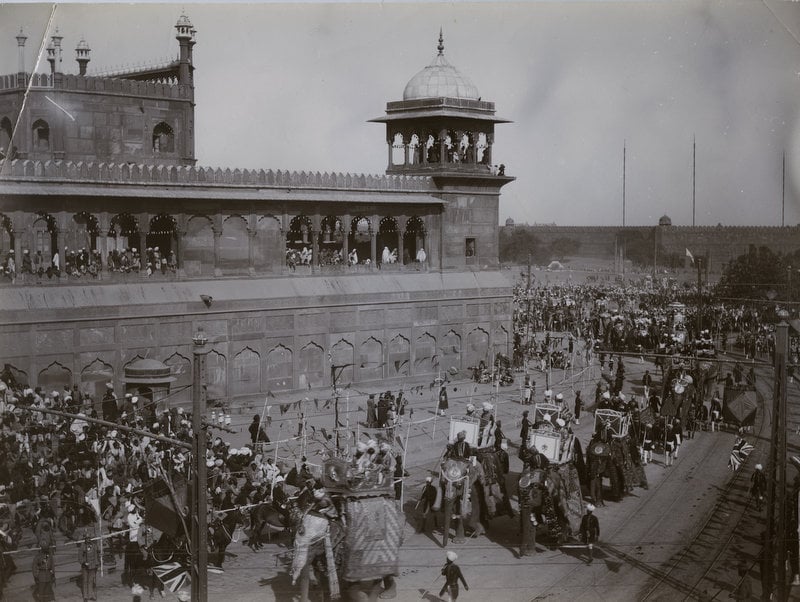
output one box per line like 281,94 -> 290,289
3,343 -> 795,601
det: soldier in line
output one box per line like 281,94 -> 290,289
78,529 -> 100,601
32,547 -> 55,602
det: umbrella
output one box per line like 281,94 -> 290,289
723,389 -> 758,427
728,438 -> 754,471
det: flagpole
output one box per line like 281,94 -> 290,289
692,136 -> 696,227
97,468 -> 103,578
400,419 -> 412,507
782,150 -> 786,227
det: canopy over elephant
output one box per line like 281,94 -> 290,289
289,457 -> 404,602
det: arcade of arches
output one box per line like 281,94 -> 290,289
1,324 -> 510,403
0,209 -> 432,277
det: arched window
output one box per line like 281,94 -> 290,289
348,216 -> 371,266
80,358 -> 114,401
38,361 -> 72,391
317,216 -> 343,266
31,119 -> 49,151
404,216 -> 426,264
298,343 -> 324,389
108,213 -> 140,252
152,122 -> 174,153
286,215 -> 313,267
32,212 -> 57,261
71,212 -> 100,252
377,217 -> 398,264
147,214 -> 178,259
466,327 -> 489,369
0,213 -> 14,257
391,132 -> 405,166
0,117 -> 12,154
183,216 -> 214,276
219,215 -> 249,273
205,350 -> 227,403
254,215 -> 282,273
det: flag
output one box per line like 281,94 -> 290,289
153,562 -> 190,592
266,390 -> 275,399
685,248 -> 695,264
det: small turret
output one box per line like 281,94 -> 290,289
75,37 -> 90,76
174,13 -> 194,86
46,40 -> 56,74
15,28 -> 27,86
51,28 -> 63,71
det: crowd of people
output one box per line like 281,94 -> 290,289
1,247 -> 179,283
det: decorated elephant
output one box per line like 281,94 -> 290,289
434,457 -> 486,548
586,435 -> 648,504
290,494 -> 403,602
517,465 -> 578,555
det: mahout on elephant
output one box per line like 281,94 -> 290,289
288,455 -> 404,602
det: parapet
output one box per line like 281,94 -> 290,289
0,159 -> 435,192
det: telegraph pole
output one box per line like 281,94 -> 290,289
191,328 -> 210,602
695,256 -> 703,336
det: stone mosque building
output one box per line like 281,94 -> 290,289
0,17 -> 515,406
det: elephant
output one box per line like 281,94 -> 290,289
291,494 -> 403,602
434,457 -> 487,547
586,435 -> 648,504
517,466 -> 573,555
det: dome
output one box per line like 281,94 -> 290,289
658,214 -> 672,227
176,13 -> 193,28
403,32 -> 480,101
76,38 -> 90,51
505,217 -> 515,227
124,358 -> 175,383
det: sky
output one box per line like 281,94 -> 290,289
1,1 -> 799,227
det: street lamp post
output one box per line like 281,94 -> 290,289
191,328 -> 210,602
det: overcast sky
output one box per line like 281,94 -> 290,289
1,1 -> 799,227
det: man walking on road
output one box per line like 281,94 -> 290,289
439,551 -> 468,601
580,504 -> 600,563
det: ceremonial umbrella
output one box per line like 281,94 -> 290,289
723,389 -> 758,427
588,441 -> 610,457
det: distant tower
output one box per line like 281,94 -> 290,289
15,28 -> 27,86
51,28 -> 63,71
75,37 -> 91,76
174,13 -> 194,86
46,40 -> 56,74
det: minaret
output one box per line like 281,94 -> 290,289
51,28 -> 63,72
75,37 -> 90,76
15,28 -> 27,86
175,13 -> 194,86
46,40 -> 56,74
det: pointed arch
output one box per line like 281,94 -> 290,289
0,213 -> 13,256
405,216 -> 426,262
466,327 -> 489,369
108,213 -> 140,253
1,364 -> 28,388
298,342 -> 324,389
32,211 -> 57,260
348,216 -> 371,265
152,121 -> 174,153
389,334 -> 410,377
80,358 -> 114,400
414,332 -> 438,374
183,215 -> 214,276
147,213 -> 178,258
164,352 -> 192,403
38,361 -> 72,391
254,215 -> 282,273
330,339 -> 354,385
205,350 -> 227,403
31,118 -> 49,151
232,346 -> 260,396
266,344 -> 293,391
359,337 -> 384,381
391,132 -> 405,165
71,211 -> 100,252
441,329 -> 462,373
492,325 -> 510,358
219,214 -> 248,273
0,116 -> 12,152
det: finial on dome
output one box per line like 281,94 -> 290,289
437,28 -> 444,55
